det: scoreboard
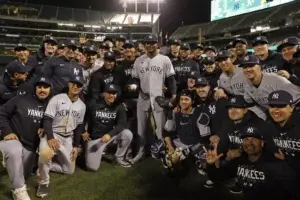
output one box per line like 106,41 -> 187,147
211,0 -> 295,21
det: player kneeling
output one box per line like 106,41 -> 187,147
0,77 -> 51,200
163,90 -> 211,174
36,76 -> 86,198
82,83 -> 133,170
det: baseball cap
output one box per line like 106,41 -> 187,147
180,43 -> 191,50
69,75 -> 84,86
240,125 -> 264,140
6,60 -> 28,75
226,95 -> 248,108
14,43 -> 28,51
180,89 -> 195,100
144,34 -> 159,43
104,52 -> 116,60
116,35 -> 126,42
215,50 -> 230,61
122,41 -> 134,49
193,43 -> 204,50
204,46 -> 217,53
104,83 -> 119,93
169,39 -> 181,46
43,35 -> 58,45
85,45 -> 98,54
277,37 -> 300,52
187,71 -> 200,79
58,42 -> 66,49
252,36 -> 268,46
66,39 -> 78,49
225,41 -> 235,50
202,56 -> 215,65
99,43 -> 110,50
104,37 -> 113,43
195,77 -> 209,86
239,55 -> 260,68
293,45 -> 300,58
233,38 -> 248,46
35,76 -> 51,87
267,90 -> 294,106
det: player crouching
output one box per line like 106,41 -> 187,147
162,90 -> 211,175
0,77 -> 51,200
82,83 -> 133,170
36,76 -> 86,198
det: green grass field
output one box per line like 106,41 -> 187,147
0,155 -> 243,200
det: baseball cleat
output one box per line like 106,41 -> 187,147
115,159 -> 132,168
36,184 -> 49,198
204,180 -> 215,189
12,185 -> 31,200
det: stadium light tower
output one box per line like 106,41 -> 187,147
119,0 -> 165,13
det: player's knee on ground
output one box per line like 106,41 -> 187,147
38,147 -> 54,164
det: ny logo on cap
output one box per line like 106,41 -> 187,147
247,127 -> 254,134
197,78 -> 202,82
109,84 -> 114,89
149,35 -> 153,39
218,52 -> 223,56
272,93 -> 279,99
191,72 -> 195,75
244,56 -> 249,61
75,76 -> 80,81
40,77 -> 46,82
230,98 -> 236,103
17,43 -> 22,47
283,38 -> 288,43
71,40 -> 75,44
257,36 -> 261,40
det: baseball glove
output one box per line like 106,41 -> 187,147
155,96 -> 170,109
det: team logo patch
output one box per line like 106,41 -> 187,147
230,98 -> 236,103
244,56 -> 249,61
272,93 -> 279,99
247,127 -> 254,134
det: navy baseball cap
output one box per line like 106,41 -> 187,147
104,83 -> 119,93
252,36 -> 268,46
240,125 -> 264,140
116,35 -> 126,42
226,95 -> 248,108
122,41 -> 135,49
14,43 -> 28,51
268,90 -> 294,106
66,39 -> 78,49
58,42 -> 66,49
169,39 -> 181,46
43,35 -> 58,45
216,50 -> 230,61
6,60 -> 28,75
99,43 -> 110,50
204,46 -> 217,53
225,41 -> 235,50
239,55 -> 260,68
35,76 -> 51,87
180,43 -> 191,50
104,52 -> 116,60
85,45 -> 98,54
180,89 -> 195,100
144,34 -> 158,43
277,37 -> 300,52
193,43 -> 204,50
69,75 -> 84,86
187,71 -> 200,79
203,56 -> 215,65
195,77 -> 209,86
104,37 -> 113,43
233,38 -> 248,46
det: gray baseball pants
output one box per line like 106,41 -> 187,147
0,140 -> 36,189
38,133 -> 75,185
85,129 -> 133,171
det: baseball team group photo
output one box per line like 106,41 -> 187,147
1,0 -> 300,200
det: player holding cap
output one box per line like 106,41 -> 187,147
36,75 -> 86,198
0,76 -> 51,200
83,83 -> 133,170
131,34 -> 177,163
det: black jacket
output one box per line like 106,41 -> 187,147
270,111 -> 300,179
0,94 -> 47,151
87,66 -> 117,100
207,154 -> 297,200
87,99 -> 127,140
202,68 -> 222,89
260,50 -> 286,73
0,73 -> 30,106
42,56 -> 83,95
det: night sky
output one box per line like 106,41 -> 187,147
9,0 -> 211,35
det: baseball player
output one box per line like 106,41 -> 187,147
186,71 -> 200,91
83,83 -> 133,170
130,34 -> 177,163
203,46 -> 217,57
56,42 -> 66,56
201,56 -> 221,89
167,39 -> 181,62
36,76 -> 86,198
232,38 -> 252,65
42,39 -> 83,95
240,55 -> 300,110
0,76 -> 51,200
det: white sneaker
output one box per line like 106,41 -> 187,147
12,185 -> 31,200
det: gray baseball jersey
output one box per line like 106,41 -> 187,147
218,67 -> 246,95
244,73 -> 300,108
132,53 -> 175,110
44,93 -> 86,136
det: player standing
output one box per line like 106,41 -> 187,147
36,76 -> 86,198
130,34 -> 177,163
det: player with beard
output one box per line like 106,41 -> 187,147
252,36 -> 285,73
201,56 -> 221,89
203,46 -> 217,57
241,55 -> 300,112
167,39 -> 181,62
0,76 -> 51,200
173,43 -> 199,92
42,39 -> 83,95
232,38 -> 252,65
206,124 -> 297,200
276,37 -> 300,85
192,43 -> 204,72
